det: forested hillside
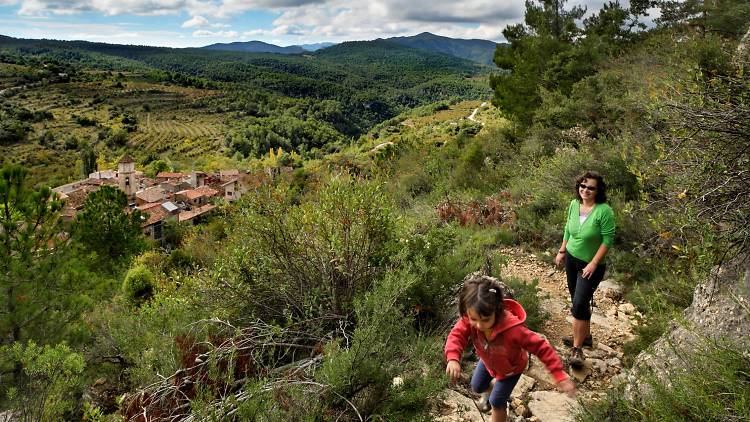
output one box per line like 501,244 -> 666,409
0,35 -> 489,187
1,0 -> 749,421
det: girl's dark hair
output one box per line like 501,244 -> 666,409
459,275 -> 504,318
575,170 -> 608,204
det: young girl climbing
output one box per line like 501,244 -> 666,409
445,275 -> 575,422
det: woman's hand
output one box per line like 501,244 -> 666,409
581,262 -> 597,279
557,378 -> 576,397
555,251 -> 565,268
446,360 -> 461,384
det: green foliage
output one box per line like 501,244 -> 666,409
0,165 -> 63,346
122,265 -> 155,305
85,293 -> 196,387
144,159 -> 170,179
504,277 -> 549,332
1,341 -> 85,421
214,176 -> 399,324
226,114 -> 344,158
577,337 -> 750,421
491,0 -> 648,124
657,0 -> 750,38
316,269 -> 443,419
107,128 -> 128,148
73,185 -> 147,260
81,145 -> 97,177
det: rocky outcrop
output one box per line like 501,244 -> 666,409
624,253 -> 750,397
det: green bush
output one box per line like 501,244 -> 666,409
122,265 -> 155,305
504,277 -> 549,332
1,341 -> 85,421
212,176 -> 400,326
316,269 -> 443,419
577,337 -> 750,421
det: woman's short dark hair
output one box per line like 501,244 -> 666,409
459,275 -> 504,318
575,171 -> 607,204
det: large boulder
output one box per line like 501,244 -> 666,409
624,253 -> 750,397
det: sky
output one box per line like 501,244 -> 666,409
0,0 -> 644,48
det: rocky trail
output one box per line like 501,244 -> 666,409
434,247 -> 641,422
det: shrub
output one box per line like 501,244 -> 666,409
315,269 -> 443,419
107,129 -> 128,147
122,265 -> 155,305
1,341 -> 85,421
212,176 -> 400,326
504,277 -> 549,332
577,337 -> 750,421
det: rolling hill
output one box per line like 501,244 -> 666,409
202,41 -> 306,55
386,32 -> 500,65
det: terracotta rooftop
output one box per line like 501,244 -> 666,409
178,204 -> 216,222
119,154 -> 135,164
61,185 -> 99,210
135,186 -> 165,204
141,205 -> 169,227
137,202 -> 163,212
156,172 -> 186,179
176,186 -> 219,201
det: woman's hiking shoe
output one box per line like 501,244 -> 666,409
569,347 -> 585,368
563,334 -> 593,348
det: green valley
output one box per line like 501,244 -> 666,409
1,1 -> 749,421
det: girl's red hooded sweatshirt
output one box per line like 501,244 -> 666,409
444,298 -> 568,383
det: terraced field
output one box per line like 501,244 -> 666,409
1,76 -> 231,186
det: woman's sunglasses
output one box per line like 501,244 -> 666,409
578,184 -> 597,192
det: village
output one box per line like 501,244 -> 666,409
52,154 -> 291,243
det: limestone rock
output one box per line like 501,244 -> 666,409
517,404 -> 531,418
588,358 -> 608,375
433,389 -> 486,422
0,411 -> 18,422
570,363 -> 592,382
597,278 -> 625,300
527,391 -> 577,422
617,303 -> 636,315
625,253 -> 750,400
512,374 -> 536,398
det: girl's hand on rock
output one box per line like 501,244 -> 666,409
446,360 -> 461,384
558,378 -> 576,397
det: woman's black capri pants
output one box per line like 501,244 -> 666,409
565,251 -> 606,320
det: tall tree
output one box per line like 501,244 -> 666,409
0,165 -> 64,379
490,0 -> 586,124
81,145 -> 97,177
491,0 -> 652,124
73,185 -> 146,259
657,0 -> 750,38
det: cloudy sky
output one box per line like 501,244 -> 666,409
0,0 -> 635,47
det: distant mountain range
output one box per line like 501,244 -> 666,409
386,32 -> 499,65
201,40 -> 306,55
202,32 -> 499,64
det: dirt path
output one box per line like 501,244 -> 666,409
434,247 -> 640,422
467,102 -> 487,125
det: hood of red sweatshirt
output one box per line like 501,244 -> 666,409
485,298 -> 526,341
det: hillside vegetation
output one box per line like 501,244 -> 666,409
0,35 -> 489,187
1,1 -> 749,421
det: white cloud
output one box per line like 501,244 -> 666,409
192,29 -> 238,38
6,0 -> 629,45
182,15 -> 208,28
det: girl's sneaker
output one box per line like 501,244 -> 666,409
477,391 -> 491,413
